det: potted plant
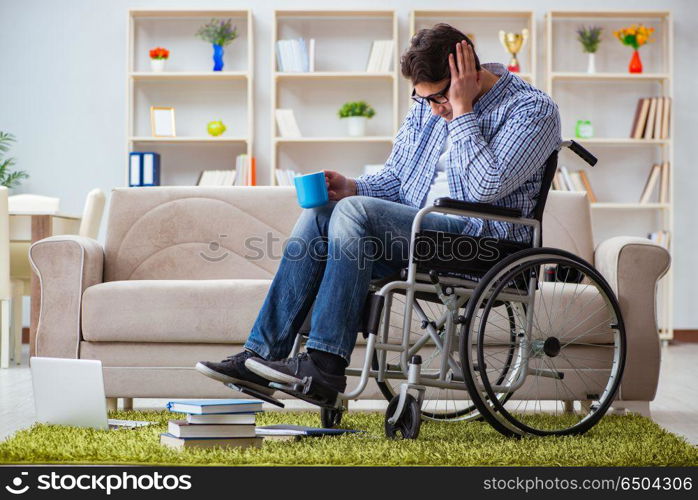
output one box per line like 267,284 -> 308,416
195,19 -> 238,72
149,47 -> 169,72
338,101 -> 376,137
614,24 -> 655,73
0,132 -> 28,189
576,26 -> 602,74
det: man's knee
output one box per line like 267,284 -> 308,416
332,196 -> 375,228
293,201 -> 336,238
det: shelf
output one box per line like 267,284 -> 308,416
275,71 -> 394,80
131,72 -> 248,81
551,72 -> 670,81
275,10 -> 394,18
130,9 -> 250,18
274,136 -> 394,143
548,10 -> 670,19
413,10 -> 534,18
129,137 -> 248,143
564,138 -> 670,146
590,203 -> 670,209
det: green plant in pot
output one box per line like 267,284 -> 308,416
338,101 -> 376,137
195,19 -> 238,72
0,132 -> 28,189
577,25 -> 603,74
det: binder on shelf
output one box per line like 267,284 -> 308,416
141,152 -> 160,186
129,152 -> 160,187
129,152 -> 142,187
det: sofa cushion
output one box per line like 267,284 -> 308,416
103,186 -> 302,282
542,191 -> 594,264
81,280 -> 271,343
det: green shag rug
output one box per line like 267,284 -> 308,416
0,411 -> 696,466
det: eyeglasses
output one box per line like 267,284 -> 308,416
411,81 -> 451,105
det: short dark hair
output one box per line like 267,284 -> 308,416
401,23 -> 481,84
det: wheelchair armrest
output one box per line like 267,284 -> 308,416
433,197 -> 523,218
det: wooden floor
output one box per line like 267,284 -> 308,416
1,343 -> 697,445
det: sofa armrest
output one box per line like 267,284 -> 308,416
29,236 -> 104,358
594,236 -> 671,401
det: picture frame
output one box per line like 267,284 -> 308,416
150,106 -> 176,137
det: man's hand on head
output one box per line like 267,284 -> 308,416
448,40 -> 482,119
324,170 -> 357,201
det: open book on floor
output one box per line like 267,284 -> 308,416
255,424 -> 361,438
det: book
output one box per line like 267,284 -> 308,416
275,109 -> 302,138
166,399 -> 263,415
653,97 -> 664,140
308,38 -> 316,72
366,40 -> 394,72
659,161 -> 670,203
643,98 -> 657,140
559,166 -> 574,192
276,38 -> 311,72
631,98 -> 651,139
186,413 -> 257,425
639,164 -> 661,203
568,171 -> 586,193
577,170 -> 597,203
160,433 -> 263,450
168,420 -> 256,439
197,170 -> 236,186
255,424 -> 361,437
275,168 -> 299,186
661,97 -> 671,139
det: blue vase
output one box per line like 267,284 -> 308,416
212,44 -> 224,71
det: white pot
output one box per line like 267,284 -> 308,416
346,116 -> 367,137
586,53 -> 596,74
150,59 -> 166,72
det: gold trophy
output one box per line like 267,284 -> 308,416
499,28 -> 528,73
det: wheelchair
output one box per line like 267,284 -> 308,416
230,140 -> 627,439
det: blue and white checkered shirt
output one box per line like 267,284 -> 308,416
354,63 -> 561,243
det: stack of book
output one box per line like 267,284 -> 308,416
196,155 -> 256,187
276,38 -> 315,72
366,40 -> 394,72
648,230 -> 671,249
234,154 -> 257,186
275,168 -> 300,186
197,170 -> 236,186
630,96 -> 671,140
552,165 -> 597,202
160,399 -> 264,450
275,109 -> 302,138
639,162 -> 670,204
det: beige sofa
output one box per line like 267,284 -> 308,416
29,187 -> 670,415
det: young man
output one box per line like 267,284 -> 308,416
196,24 -> 561,398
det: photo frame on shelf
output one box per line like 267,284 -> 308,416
150,106 -> 176,137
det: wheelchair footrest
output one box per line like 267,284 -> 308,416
269,376 -> 339,410
225,382 -> 285,408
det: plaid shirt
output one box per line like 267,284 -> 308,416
354,63 -> 561,243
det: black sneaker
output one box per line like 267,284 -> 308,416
195,351 -> 274,395
245,352 -> 347,394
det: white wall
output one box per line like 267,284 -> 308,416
1,0 -> 697,327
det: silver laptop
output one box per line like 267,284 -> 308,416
30,357 -> 151,430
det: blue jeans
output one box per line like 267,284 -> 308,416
244,196 -> 467,363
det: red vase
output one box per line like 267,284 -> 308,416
629,50 -> 643,74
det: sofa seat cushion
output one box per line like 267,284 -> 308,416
81,280 -> 271,343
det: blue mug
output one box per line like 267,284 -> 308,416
294,171 -> 329,208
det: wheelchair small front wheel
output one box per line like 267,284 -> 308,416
384,394 -> 421,439
320,407 -> 343,428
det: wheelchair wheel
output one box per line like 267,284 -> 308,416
320,407 -> 343,428
385,394 -> 421,439
372,293 -> 514,422
460,247 -> 626,437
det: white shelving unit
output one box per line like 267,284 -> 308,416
410,10 -> 536,87
546,10 -> 674,340
271,10 -> 399,183
127,9 -> 254,186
